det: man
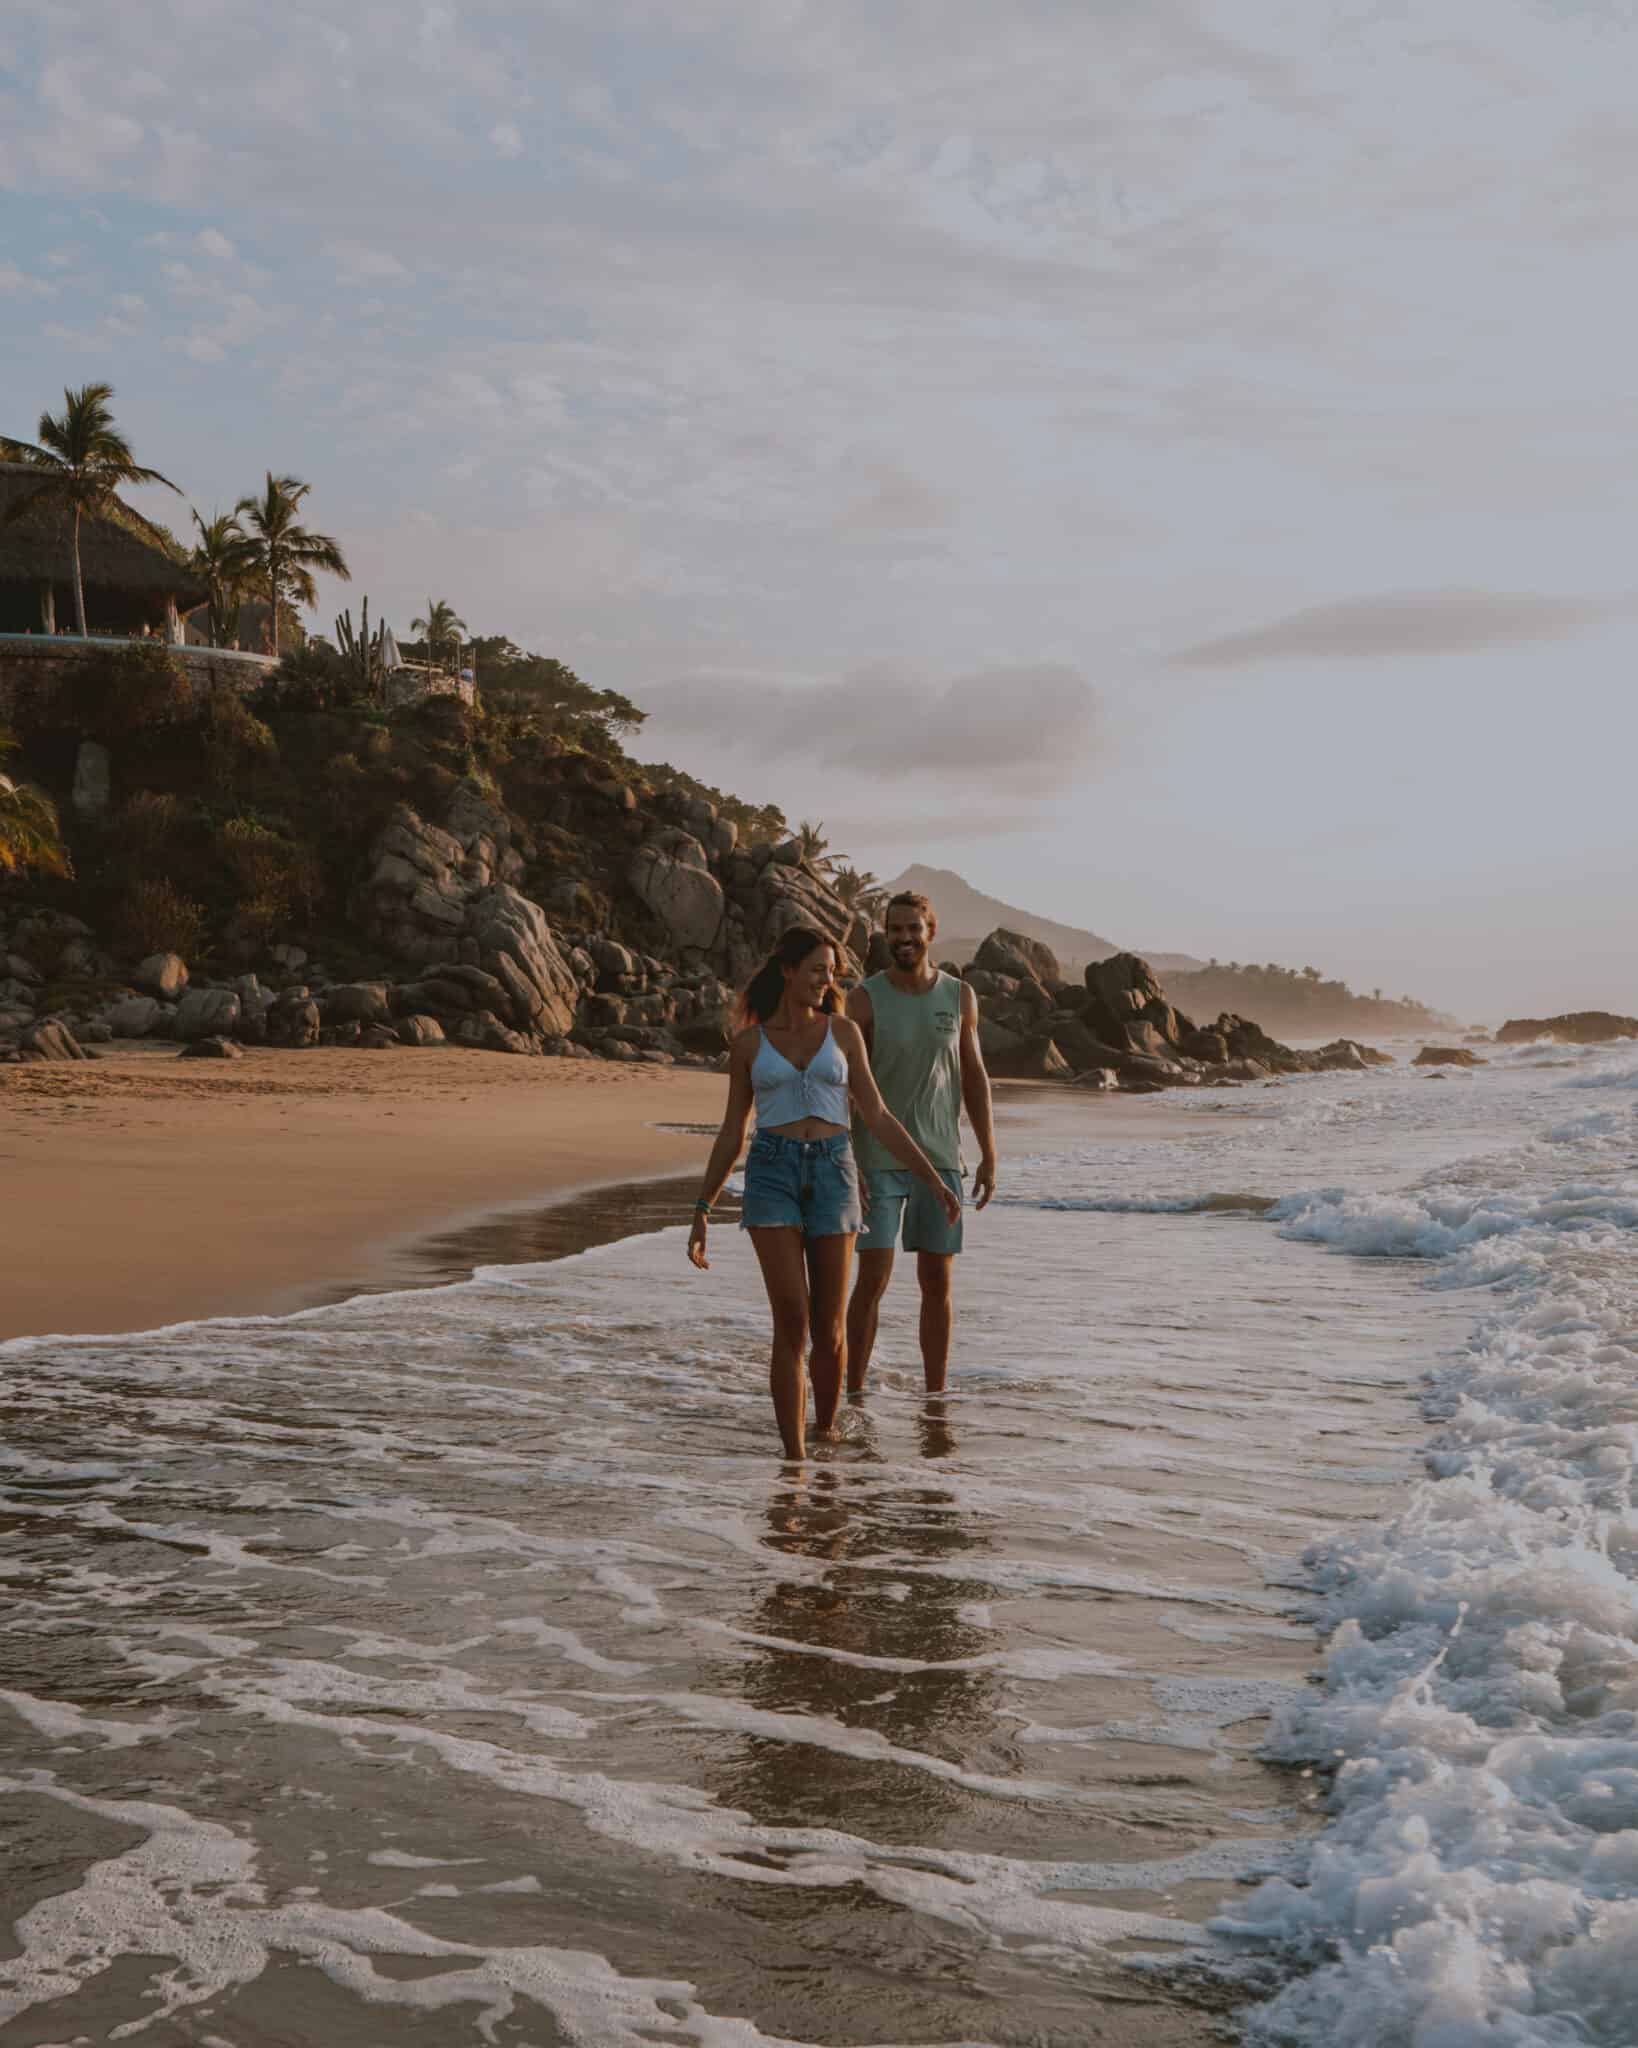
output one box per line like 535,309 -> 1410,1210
845,890 -> 997,1395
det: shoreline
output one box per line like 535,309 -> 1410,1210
1,1050 -> 1194,1343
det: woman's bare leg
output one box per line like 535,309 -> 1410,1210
749,1227 -> 810,1458
804,1232 -> 855,1438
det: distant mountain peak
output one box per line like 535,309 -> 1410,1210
884,864 -> 1204,976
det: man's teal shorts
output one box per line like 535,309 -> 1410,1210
857,1168 -> 965,1256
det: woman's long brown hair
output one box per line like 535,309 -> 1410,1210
737,926 -> 840,1029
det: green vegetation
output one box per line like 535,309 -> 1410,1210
189,509 -> 252,647
1168,958 -> 1444,1038
2,382 -> 180,636
0,727 -> 71,878
232,474 -> 350,657
410,598 -> 467,673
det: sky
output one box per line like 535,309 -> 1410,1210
4,0 -> 1636,1019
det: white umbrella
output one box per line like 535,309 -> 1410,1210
379,625 -> 403,672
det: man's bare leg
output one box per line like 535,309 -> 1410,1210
845,1249 -> 895,1395
804,1232 -> 855,1437
916,1251 -> 954,1393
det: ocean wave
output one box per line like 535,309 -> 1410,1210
1209,1109 -> 1638,2043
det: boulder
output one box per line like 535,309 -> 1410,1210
267,993 -> 321,1049
984,1030 -> 1073,1081
5,953 -> 42,986
1315,1038 -> 1393,1071
467,885 -> 579,1036
974,928 -> 1060,987
106,995 -> 162,1039
325,982 -> 393,1027
71,739 -> 111,819
175,988 -> 242,1042
360,1024 -> 400,1049
1495,1011 -> 1638,1046
1072,1067 -> 1120,1092
397,1014 -> 446,1047
1083,952 -> 1185,1055
1413,1045 -> 1486,1067
134,952 -> 189,1001
20,1019 -> 88,1061
179,1035 -> 243,1060
628,842 -> 726,955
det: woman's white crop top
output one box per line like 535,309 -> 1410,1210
751,1020 -> 850,1128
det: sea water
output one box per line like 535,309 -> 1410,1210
0,1043 -> 1633,2045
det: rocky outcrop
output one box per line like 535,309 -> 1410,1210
107,995 -> 162,1038
1413,1045 -> 1486,1067
956,933 -> 1393,1093
1496,1012 -> 1638,1046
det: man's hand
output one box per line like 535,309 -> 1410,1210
972,1152 -> 997,1211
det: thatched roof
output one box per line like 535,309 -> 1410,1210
0,462 -> 206,606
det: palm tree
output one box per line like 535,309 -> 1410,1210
411,597 -> 467,673
794,818 -> 834,870
233,473 -> 350,658
2,383 -> 180,637
0,728 -> 71,878
831,863 -> 886,922
189,508 -> 253,648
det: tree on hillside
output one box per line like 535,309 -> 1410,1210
469,637 -> 644,737
189,509 -> 253,648
233,473 -> 349,658
831,864 -> 886,923
411,597 -> 468,673
2,383 -> 180,637
795,819 -> 834,870
0,728 -> 71,878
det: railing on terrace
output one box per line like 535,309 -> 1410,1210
0,632 -> 276,666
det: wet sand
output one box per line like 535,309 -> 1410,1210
0,1050 -> 1189,1340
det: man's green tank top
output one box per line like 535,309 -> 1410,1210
854,970 -> 965,1175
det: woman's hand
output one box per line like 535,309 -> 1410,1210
687,1212 -> 711,1269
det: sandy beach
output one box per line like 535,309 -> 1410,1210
0,1047 -> 1185,1341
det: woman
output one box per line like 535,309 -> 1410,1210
688,925 -> 961,1460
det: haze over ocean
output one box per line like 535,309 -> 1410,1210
5,2 -> 1637,1014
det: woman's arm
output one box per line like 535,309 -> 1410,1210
688,1030 -> 756,1269
834,1018 -> 961,1224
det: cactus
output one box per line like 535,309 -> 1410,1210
334,596 -> 388,700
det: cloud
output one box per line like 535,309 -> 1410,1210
839,460 -> 954,533
326,240 -> 411,286
0,263 -> 54,296
196,227 -> 236,260
644,661 -> 1098,794
1169,589 -> 1630,667
490,122 -> 523,159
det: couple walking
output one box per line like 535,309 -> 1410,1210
688,891 -> 998,1459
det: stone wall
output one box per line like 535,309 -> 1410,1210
383,667 -> 477,712
0,636 -> 277,722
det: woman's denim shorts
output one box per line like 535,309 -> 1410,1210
740,1130 -> 863,1237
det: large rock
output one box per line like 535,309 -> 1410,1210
1413,1045 -> 1486,1067
179,1035 -> 243,1060
1495,1012 -> 1638,1046
134,952 -> 189,1001
71,740 -> 111,819
397,1014 -> 446,1047
325,982 -> 392,1027
467,885 -> 579,1036
1316,1038 -> 1393,1070
175,988 -> 242,1042
19,1019 -> 89,1062
106,995 -> 162,1039
267,992 -> 320,1048
983,1029 -> 1073,1081
628,841 -> 726,956
974,928 -> 1060,987
1083,953 -> 1186,1055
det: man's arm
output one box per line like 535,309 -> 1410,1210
845,981 -> 874,1055
958,980 -> 997,1210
